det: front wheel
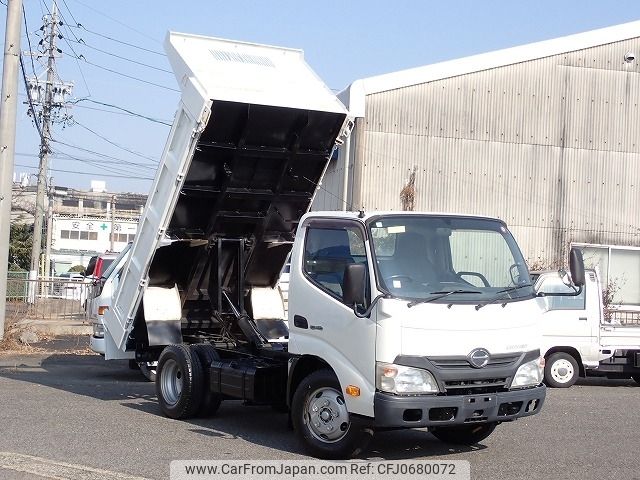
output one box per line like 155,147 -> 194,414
291,370 -> 371,459
431,422 -> 497,445
545,352 -> 579,388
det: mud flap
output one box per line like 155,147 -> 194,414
143,285 -> 183,346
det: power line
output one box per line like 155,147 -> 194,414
73,102 -> 171,123
18,55 -> 45,141
53,149 -> 156,172
72,120 -> 159,162
66,51 -> 178,92
71,98 -> 171,125
67,37 -> 172,74
75,24 -> 164,56
17,150 -> 156,173
52,139 -> 157,167
21,5 -> 39,79
70,0 -> 161,44
16,151 -> 156,170
59,0 -> 79,27
15,162 -> 153,180
51,149 -> 154,177
56,16 -> 92,95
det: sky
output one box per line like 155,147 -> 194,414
2,0 -> 640,194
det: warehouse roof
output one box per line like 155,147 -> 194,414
339,20 -> 640,117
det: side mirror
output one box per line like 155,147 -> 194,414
569,248 -> 585,287
343,264 -> 366,307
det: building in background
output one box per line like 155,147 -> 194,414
11,180 -> 147,273
321,21 -> 640,306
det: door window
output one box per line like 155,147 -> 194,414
304,225 -> 367,301
538,276 -> 586,310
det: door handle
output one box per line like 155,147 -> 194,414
293,315 -> 308,329
578,317 -> 588,321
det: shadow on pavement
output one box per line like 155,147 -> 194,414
0,352 -> 490,459
0,353 -> 155,402
124,399 -> 484,459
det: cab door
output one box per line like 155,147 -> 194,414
287,218 -> 377,417
537,275 -> 598,363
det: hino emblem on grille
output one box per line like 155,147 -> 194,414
468,348 -> 490,368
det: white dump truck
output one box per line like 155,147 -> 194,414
102,32 -> 577,459
535,268 -> 640,387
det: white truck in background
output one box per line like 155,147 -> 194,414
97,32 -> 580,458
535,268 -> 640,387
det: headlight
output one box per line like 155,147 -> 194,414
376,362 -> 439,394
511,357 -> 544,389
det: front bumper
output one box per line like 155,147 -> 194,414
374,384 -> 545,428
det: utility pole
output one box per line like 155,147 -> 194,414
110,195 -> 116,251
0,0 -> 24,340
28,1 -> 58,292
44,182 -> 54,279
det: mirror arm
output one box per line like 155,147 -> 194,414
537,285 -> 583,298
353,294 -> 386,318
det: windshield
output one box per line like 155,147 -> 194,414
368,215 -> 533,303
100,243 -> 132,279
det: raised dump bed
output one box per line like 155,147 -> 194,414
103,32 -> 349,357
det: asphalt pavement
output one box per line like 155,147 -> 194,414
0,345 -> 639,480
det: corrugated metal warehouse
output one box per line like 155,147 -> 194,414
314,21 -> 640,306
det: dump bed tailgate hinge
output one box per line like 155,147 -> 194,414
334,118 -> 355,146
192,106 -> 211,137
125,317 -> 134,330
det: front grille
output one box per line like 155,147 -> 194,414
430,353 -> 521,370
443,378 -> 508,395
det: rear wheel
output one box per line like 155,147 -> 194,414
545,352 -> 579,388
156,344 -> 204,419
632,375 -> 640,386
291,370 -> 372,459
431,422 -> 497,445
190,344 -> 223,417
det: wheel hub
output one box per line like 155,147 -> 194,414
160,358 -> 183,406
551,359 -> 574,383
305,387 -> 350,443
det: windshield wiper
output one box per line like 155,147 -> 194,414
475,284 -> 533,310
407,290 -> 482,308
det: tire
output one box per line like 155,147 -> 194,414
291,370 -> 372,459
139,362 -> 157,383
431,423 -> 497,445
632,375 -> 640,386
190,344 -> 223,417
156,344 -> 204,419
545,352 -> 579,388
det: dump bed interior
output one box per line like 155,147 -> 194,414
114,33 -> 349,350
168,100 -> 345,285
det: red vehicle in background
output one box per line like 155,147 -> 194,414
82,252 -> 119,311
84,253 -> 118,279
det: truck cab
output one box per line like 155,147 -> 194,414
535,268 -> 640,387
285,211 -> 546,454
